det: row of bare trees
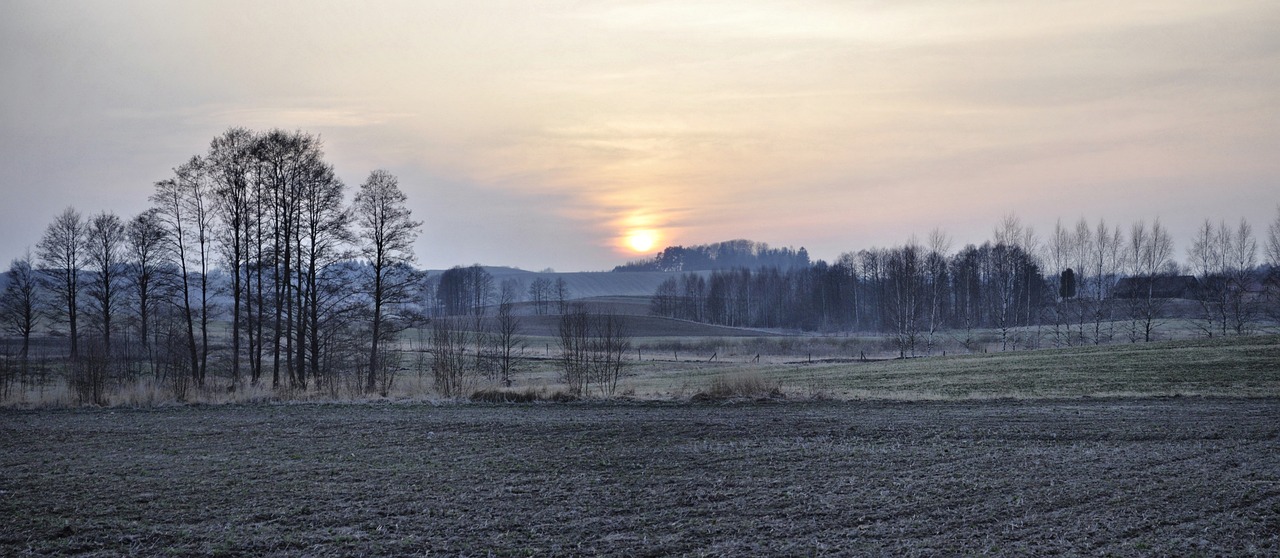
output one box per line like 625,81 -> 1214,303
428,280 -> 528,397
0,128 -> 421,403
650,211 -> 1280,353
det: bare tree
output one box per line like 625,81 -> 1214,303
528,277 -> 552,315
1046,219 -> 1073,346
208,127 -> 255,388
37,207 -> 87,360
83,211 -> 127,365
588,311 -> 631,397
554,277 -> 571,314
1068,218 -> 1094,343
296,157 -> 351,389
557,304 -> 590,396
152,157 -> 215,388
1225,218 -> 1258,334
495,278 -> 524,386
353,170 -> 421,393
1187,219 -> 1234,337
1,251 -> 42,361
1266,206 -> 1280,324
923,229 -> 951,355
1267,205 -> 1280,270
126,209 -> 168,378
1123,219 -> 1174,342
74,211 -> 126,404
430,316 -> 473,398
885,240 -> 923,357
1089,219 -> 1124,344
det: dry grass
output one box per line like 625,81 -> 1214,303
697,372 -> 784,400
5,333 -> 1277,407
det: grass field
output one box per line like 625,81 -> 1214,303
3,399 -> 1278,556
641,334 -> 1280,399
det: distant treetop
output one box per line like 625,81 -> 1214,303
612,239 -> 810,272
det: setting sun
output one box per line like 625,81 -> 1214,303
625,229 -> 659,253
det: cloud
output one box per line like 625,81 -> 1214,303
1,0 -> 1278,270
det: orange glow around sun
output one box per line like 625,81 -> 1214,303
625,229 -> 659,253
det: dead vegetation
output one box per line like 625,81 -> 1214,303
695,372 -> 785,401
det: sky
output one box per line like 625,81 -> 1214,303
2,0 -> 1278,272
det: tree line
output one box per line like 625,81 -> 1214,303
650,213 -> 1280,356
614,239 -> 811,272
0,128 -> 421,403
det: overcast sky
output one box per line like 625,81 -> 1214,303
2,1 -> 1278,271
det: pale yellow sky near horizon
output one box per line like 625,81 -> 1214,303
2,1 -> 1278,270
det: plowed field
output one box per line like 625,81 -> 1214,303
3,399 -> 1278,556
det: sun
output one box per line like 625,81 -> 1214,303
625,229 -> 659,253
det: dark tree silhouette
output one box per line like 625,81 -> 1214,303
353,170 -> 421,394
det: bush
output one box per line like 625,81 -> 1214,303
697,373 -> 784,401
470,388 -> 540,403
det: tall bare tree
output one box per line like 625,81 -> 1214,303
1225,219 -> 1258,334
1187,219 -> 1233,337
1090,219 -> 1124,344
296,157 -> 351,388
495,278 -> 524,387
37,207 -> 87,360
1068,218 -> 1094,343
208,127 -> 256,387
1124,219 -> 1174,342
1267,205 -> 1280,270
84,212 -> 127,363
923,229 -> 951,355
1266,206 -> 1280,323
126,209 -> 168,377
353,170 -> 421,393
1046,220 -> 1073,345
76,211 -> 127,404
152,157 -> 215,387
885,239 -> 923,357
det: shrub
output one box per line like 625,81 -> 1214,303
470,388 -> 541,403
698,373 -> 784,401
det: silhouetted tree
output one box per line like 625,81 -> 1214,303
83,211 -> 126,369
1,251 -> 42,360
495,278 -> 523,386
1059,269 -> 1077,300
208,127 -> 255,387
126,209 -> 168,377
1123,219 -> 1174,342
353,169 -> 421,393
37,207 -> 86,360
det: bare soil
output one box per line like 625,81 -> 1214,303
3,398 -> 1278,556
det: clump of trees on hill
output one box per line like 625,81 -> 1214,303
650,213 -> 1280,357
0,128 -> 422,403
614,239 -> 811,272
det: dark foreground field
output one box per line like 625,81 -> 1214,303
3,399 -> 1278,556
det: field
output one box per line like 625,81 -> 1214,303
3,399 -> 1278,556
